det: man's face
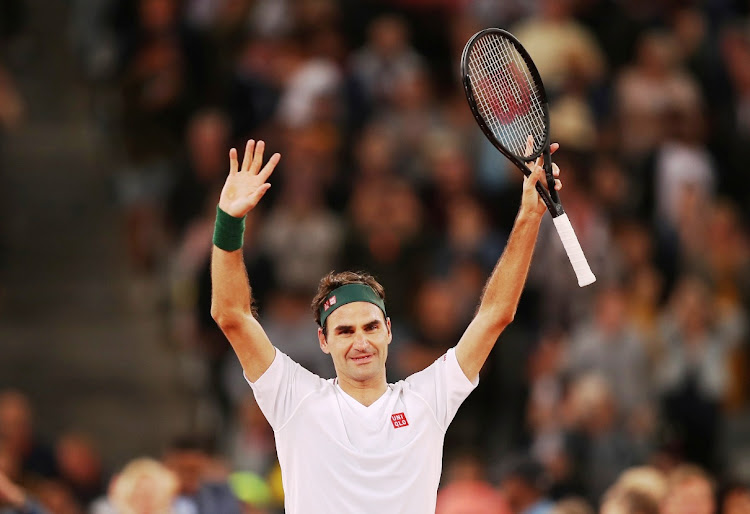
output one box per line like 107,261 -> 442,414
318,302 -> 391,386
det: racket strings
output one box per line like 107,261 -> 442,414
467,34 -> 547,158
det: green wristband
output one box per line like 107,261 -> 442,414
213,205 -> 246,251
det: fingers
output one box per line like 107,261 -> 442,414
526,161 -> 562,190
258,152 -> 281,182
524,135 -> 534,158
241,140 -> 255,172
249,183 -> 272,204
229,148 -> 238,174
251,140 -> 265,174
524,159 -> 545,187
550,142 -> 559,155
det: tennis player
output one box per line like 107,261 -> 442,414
211,138 -> 561,513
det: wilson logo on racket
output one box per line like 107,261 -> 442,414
391,412 -> 409,429
482,63 -> 532,124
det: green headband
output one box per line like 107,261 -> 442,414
319,283 -> 387,329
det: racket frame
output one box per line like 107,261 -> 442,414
461,28 -> 596,287
461,28 -> 563,217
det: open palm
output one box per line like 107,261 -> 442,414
219,139 -> 281,218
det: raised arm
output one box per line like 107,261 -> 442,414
455,141 -> 561,381
211,140 -> 280,382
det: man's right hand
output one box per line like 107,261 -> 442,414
218,139 -> 281,218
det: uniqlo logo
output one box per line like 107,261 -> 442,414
324,296 -> 337,311
391,412 -> 409,429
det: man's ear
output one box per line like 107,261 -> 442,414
318,327 -> 330,354
386,317 -> 392,345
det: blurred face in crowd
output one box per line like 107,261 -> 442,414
0,391 -> 32,454
56,434 -> 102,488
594,287 -> 627,335
662,476 -> 715,514
139,0 -> 179,32
723,487 -> 750,514
370,16 -> 409,57
111,459 -> 178,514
164,449 -> 208,496
187,111 -> 230,180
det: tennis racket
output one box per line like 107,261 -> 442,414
461,28 -> 596,287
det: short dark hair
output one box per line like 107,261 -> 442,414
311,271 -> 386,333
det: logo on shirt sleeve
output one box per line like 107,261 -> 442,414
391,412 -> 409,429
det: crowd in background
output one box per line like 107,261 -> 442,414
2,0 -> 750,512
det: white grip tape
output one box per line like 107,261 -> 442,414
552,213 -> 596,287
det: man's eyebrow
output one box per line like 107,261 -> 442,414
333,319 -> 381,332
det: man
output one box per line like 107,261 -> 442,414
211,138 -> 562,513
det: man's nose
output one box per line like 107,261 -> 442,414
353,332 -> 369,350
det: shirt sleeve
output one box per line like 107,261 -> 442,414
245,348 -> 326,430
404,347 -> 479,431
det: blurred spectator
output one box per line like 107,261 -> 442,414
526,333 -> 567,480
115,0 -> 211,272
528,151 -> 615,330
600,488 -> 658,514
0,391 -> 57,481
721,482 -> 750,514
274,42 -> 342,129
256,288 -> 333,378
657,276 -> 738,468
224,37 -> 280,139
614,30 -> 702,161
498,456 -> 555,514
258,128 -> 344,293
28,479 -> 81,514
720,22 -> 750,212
167,108 -> 231,238
610,466 -> 667,507
54,432 -> 104,506
69,0 -> 121,81
436,479 -> 511,514
91,457 -> 180,514
561,374 -> 640,504
565,284 -> 651,415
431,195 -> 505,277
0,470 -> 48,514
512,0 -> 605,95
221,395 -> 276,480
350,14 -> 425,111
0,63 -> 23,130
653,108 -> 715,241
550,497 -> 593,514
341,176 -> 429,321
599,466 -> 667,514
163,435 -> 241,514
397,277 -> 466,378
660,464 -> 716,514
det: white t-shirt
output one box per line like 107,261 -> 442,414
247,347 -> 478,514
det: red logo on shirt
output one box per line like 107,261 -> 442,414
323,295 -> 337,311
391,412 -> 409,429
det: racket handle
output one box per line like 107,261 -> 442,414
552,213 -> 596,287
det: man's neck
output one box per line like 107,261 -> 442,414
336,376 -> 388,407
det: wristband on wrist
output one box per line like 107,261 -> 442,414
213,205 -> 246,251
